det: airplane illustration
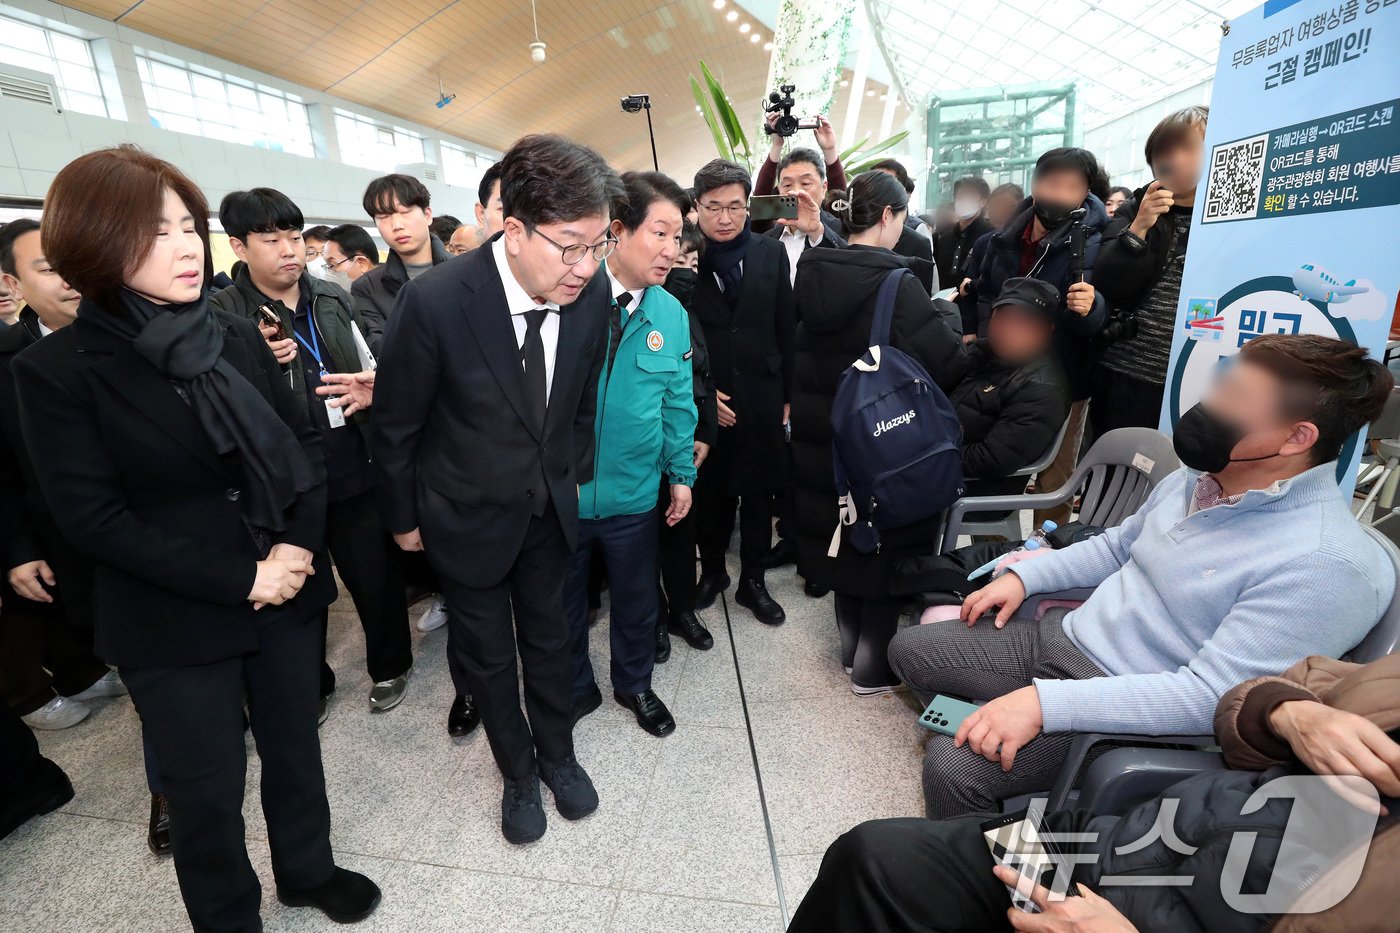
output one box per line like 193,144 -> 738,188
1292,264 -> 1368,304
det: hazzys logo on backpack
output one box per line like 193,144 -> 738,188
873,410 -> 917,436
829,268 -> 965,556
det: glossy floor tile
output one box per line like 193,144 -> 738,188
8,553 -> 931,931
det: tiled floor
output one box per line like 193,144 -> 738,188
0,557 -> 928,932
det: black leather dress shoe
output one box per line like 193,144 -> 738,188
538,754 -> 598,820
277,866 -> 382,923
570,683 -> 603,727
614,689 -> 676,737
803,580 -> 830,599
655,621 -> 672,663
694,571 -> 730,611
735,577 -> 786,625
669,611 -> 714,650
500,775 -> 546,844
147,792 -> 171,857
448,694 -> 480,738
762,537 -> 798,569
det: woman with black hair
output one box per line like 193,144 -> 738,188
789,171 -> 968,695
13,145 -> 379,931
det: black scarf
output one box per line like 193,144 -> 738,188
86,289 -> 318,535
700,219 -> 752,309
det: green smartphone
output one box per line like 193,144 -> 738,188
917,694 -> 982,737
749,194 -> 798,222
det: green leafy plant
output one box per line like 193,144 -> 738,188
690,60 -> 910,176
689,61 -> 753,172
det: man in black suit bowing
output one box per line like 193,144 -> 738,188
373,135 -> 622,844
689,160 -> 797,626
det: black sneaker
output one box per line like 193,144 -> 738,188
735,577 -> 786,625
694,571 -> 731,611
501,775 -> 546,844
277,867 -> 381,923
537,755 -> 599,821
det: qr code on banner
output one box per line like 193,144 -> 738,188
1203,133 -> 1269,223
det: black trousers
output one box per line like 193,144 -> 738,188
324,490 -> 412,683
565,509 -> 660,699
0,699 -> 70,839
121,611 -> 334,933
693,476 -> 772,580
788,816 -> 1016,933
0,590 -> 109,715
434,505 -> 574,780
656,480 -> 697,622
833,594 -> 900,686
1089,366 -> 1166,441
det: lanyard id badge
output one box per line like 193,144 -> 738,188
294,315 -> 347,429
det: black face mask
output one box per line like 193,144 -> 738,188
663,267 -> 698,305
1032,200 -> 1077,229
1173,402 -> 1284,474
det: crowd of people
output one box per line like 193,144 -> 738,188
0,100 -> 1396,933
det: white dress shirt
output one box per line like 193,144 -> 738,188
777,227 -> 823,287
37,319 -> 53,337
605,265 -> 645,314
493,236 -> 561,402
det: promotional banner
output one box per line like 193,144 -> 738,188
1162,0 -> 1400,485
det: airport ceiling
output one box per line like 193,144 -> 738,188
67,0 -> 901,178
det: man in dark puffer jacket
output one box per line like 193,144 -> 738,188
789,653 -> 1400,932
949,277 -> 1070,499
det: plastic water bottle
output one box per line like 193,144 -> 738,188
966,520 -> 1058,581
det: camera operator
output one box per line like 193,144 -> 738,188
1091,107 -> 1208,437
753,109 -> 847,234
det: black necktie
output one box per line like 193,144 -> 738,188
521,308 -> 549,433
607,292 -> 633,375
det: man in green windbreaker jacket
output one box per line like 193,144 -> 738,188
565,172 -> 698,739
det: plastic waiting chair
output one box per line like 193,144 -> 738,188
940,427 -> 1181,554
1041,522 -> 1400,816
940,415 -> 1073,546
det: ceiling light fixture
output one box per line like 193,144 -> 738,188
739,22 -> 751,33
713,0 -> 726,7
529,0 -> 546,63
763,41 -> 773,50
726,9 -> 738,21
750,33 -> 761,43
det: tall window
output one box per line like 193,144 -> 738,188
440,141 -> 486,191
334,110 -> 426,171
136,54 -> 314,157
0,16 -> 108,117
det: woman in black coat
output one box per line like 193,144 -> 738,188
791,171 -> 967,695
14,147 -> 380,932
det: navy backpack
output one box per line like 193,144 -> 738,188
829,268 -> 964,555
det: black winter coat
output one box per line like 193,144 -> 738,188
1094,183 -> 1188,311
0,309 -> 96,628
933,215 -> 993,289
968,194 -> 1109,398
13,305 -> 335,669
790,245 -> 967,599
351,235 -> 451,354
692,233 -> 797,497
949,341 -> 1070,498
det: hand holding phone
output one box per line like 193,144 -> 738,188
749,194 -> 798,223
917,694 -> 981,737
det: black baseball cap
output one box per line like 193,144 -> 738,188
993,277 -> 1059,320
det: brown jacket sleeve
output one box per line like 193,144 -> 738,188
1214,655 -> 1399,771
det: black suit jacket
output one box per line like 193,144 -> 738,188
692,233 -> 796,496
12,306 -> 334,669
371,245 -> 607,589
895,223 -> 937,294
0,308 -> 97,627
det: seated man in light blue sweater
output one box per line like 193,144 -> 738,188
888,333 -> 1395,818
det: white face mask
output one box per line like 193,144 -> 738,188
954,198 -> 982,221
306,256 -> 329,280
327,268 -> 352,291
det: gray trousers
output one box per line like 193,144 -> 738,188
887,608 -> 1106,819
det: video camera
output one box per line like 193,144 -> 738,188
763,84 -> 821,137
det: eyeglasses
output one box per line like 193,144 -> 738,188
445,243 -> 470,256
699,202 -> 748,217
305,246 -> 323,260
528,226 -> 617,265
324,254 -> 357,270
